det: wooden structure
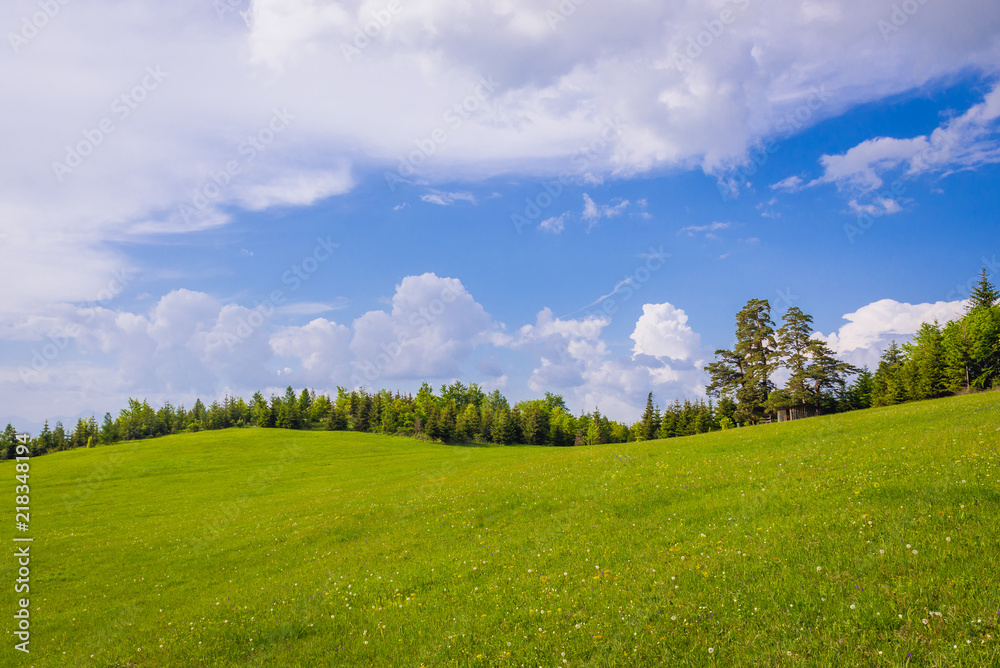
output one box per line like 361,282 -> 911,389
775,406 -> 820,423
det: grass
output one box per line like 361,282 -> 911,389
3,391 -> 1000,666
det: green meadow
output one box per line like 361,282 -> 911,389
3,391 -> 1000,667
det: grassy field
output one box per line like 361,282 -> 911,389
3,392 -> 1000,667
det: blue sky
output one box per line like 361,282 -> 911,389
2,0 -> 999,429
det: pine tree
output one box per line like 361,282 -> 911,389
37,421 -> 53,454
638,392 -> 660,441
706,299 -> 778,424
968,267 -> 999,311
872,342 -> 907,406
901,322 -> 947,400
1,424 -> 17,460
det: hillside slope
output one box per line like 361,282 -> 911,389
3,392 -> 999,666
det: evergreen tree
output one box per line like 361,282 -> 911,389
872,342 -> 908,406
638,392 -> 660,441
968,267 -> 999,311
37,421 -> 53,454
1,424 -> 17,460
706,299 -> 778,424
843,367 -> 874,410
298,389 -> 313,425
52,421 -> 67,450
769,307 -> 858,416
900,322 -> 947,400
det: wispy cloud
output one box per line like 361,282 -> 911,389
848,198 -> 902,216
770,175 -> 804,192
421,190 -> 477,206
678,222 -> 730,237
539,213 -> 568,234
276,299 -> 350,316
582,194 -> 630,231
812,83 -> 1000,193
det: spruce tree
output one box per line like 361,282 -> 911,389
968,267 -> 999,311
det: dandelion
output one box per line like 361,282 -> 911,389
922,619 -> 928,625
946,537 -> 951,542
850,605 -> 856,610
817,566 -> 822,571
708,647 -> 714,654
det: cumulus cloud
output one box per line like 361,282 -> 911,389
3,0 -> 999,314
270,317 -> 352,382
817,298 -> 966,369
0,275 -> 501,422
631,303 -> 702,361
349,273 -> 499,383
505,304 -> 708,421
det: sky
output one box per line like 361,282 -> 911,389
2,0 -> 999,429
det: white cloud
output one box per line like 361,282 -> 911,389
539,213 -> 568,234
812,83 -> 1000,194
818,298 -> 966,369
630,303 -> 701,362
679,221 -> 730,237
275,299 -> 349,316
235,166 -> 354,210
771,175 -> 804,192
506,306 -> 708,421
3,0 -> 999,316
270,317 -> 352,381
420,191 -> 477,206
848,197 -> 902,216
349,273 -> 498,382
581,194 -> 630,230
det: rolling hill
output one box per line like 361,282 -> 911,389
3,391 -> 999,666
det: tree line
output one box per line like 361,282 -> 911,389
3,266 -> 998,459
2,383 -> 725,459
